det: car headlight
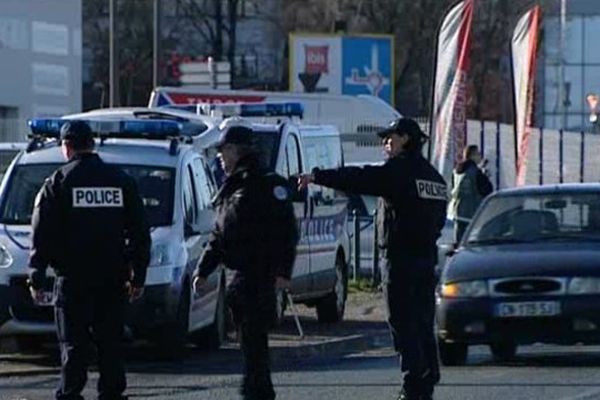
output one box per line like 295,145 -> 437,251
0,244 -> 12,268
568,277 -> 600,295
441,280 -> 488,298
149,244 -> 171,267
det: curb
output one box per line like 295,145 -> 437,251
0,330 -> 392,378
0,366 -> 60,378
270,329 -> 391,362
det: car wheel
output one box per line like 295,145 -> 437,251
439,342 -> 468,366
154,284 -> 190,360
316,254 -> 347,323
490,342 -> 517,362
274,289 -> 287,326
191,280 -> 227,350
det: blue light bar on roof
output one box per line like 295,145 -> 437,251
28,118 -> 182,139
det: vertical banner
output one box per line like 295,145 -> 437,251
429,0 -> 474,183
511,5 -> 541,186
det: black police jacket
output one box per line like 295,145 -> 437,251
29,153 -> 151,290
314,151 -> 447,259
193,155 -> 298,285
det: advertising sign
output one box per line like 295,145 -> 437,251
290,34 -> 394,105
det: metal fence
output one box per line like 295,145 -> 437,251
418,119 -> 600,189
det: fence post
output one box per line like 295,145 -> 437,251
353,209 -> 360,282
559,129 -> 564,183
580,130 -> 585,183
371,208 -> 380,286
539,127 -> 544,185
480,120 -> 485,156
495,121 -> 501,189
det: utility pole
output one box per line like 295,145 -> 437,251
558,0 -> 566,129
109,0 -> 119,107
153,0 -> 162,88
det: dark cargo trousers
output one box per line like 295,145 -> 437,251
54,278 -> 127,400
382,256 -> 440,398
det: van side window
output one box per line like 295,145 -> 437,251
183,164 -> 198,226
285,135 -> 302,177
192,157 -> 215,210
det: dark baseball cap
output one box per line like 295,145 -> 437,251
215,125 -> 254,149
60,120 -> 94,142
377,117 -> 428,140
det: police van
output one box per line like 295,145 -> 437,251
0,109 -> 228,352
193,102 -> 352,323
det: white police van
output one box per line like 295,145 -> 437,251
192,102 -> 352,323
0,109 -> 228,353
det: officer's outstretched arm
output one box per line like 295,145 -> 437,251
124,177 -> 151,288
313,164 -> 395,197
29,177 -> 60,290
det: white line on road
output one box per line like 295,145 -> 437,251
558,388 -> 600,400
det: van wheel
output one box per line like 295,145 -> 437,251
274,289 -> 287,326
191,282 -> 227,350
155,285 -> 190,360
316,255 -> 347,323
439,342 -> 468,366
490,342 -> 517,362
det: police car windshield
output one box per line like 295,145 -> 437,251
0,164 -> 175,227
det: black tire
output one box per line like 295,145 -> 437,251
191,281 -> 227,350
154,284 -> 190,360
439,342 -> 468,366
316,254 -> 347,323
490,342 -> 517,362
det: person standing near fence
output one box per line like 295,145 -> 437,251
298,118 -> 447,400
450,144 -> 493,243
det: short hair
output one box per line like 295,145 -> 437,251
463,145 -> 479,160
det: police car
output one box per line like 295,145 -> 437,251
0,110 -> 228,352
188,102 -> 352,323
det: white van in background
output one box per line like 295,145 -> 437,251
148,87 -> 401,163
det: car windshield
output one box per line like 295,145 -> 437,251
464,191 -> 600,246
0,163 -> 175,227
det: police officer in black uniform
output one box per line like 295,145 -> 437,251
28,120 -> 151,400
299,118 -> 447,400
192,123 -> 298,400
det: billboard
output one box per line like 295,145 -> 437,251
289,34 -> 394,105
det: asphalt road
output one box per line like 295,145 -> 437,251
3,344 -> 600,400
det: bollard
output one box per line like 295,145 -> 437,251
539,127 -> 544,185
559,129 -> 564,183
353,209 -> 360,281
371,208 -> 380,286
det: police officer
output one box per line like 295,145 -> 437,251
192,123 -> 298,400
299,118 -> 447,400
28,120 -> 151,400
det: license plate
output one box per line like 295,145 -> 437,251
495,301 -> 561,318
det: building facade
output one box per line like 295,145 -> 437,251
540,0 -> 600,131
0,0 -> 82,141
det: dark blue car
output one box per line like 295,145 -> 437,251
437,184 -> 600,365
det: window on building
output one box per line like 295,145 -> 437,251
0,107 -> 20,142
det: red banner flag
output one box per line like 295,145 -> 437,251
430,0 -> 474,183
512,5 -> 542,186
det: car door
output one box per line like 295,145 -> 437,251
187,155 -> 221,331
278,130 -> 310,296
